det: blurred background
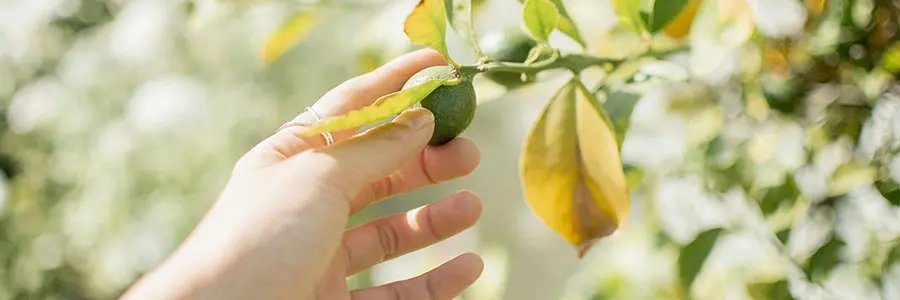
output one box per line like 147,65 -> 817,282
2,0 -> 900,299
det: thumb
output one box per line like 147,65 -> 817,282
293,108 -> 435,199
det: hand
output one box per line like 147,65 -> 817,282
124,50 -> 484,300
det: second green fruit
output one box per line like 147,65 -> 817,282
480,29 -> 539,87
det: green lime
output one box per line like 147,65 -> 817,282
403,66 -> 477,145
480,29 -> 538,87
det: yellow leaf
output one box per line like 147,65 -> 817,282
574,83 -> 630,224
262,10 -> 317,65
521,79 -> 629,256
522,0 -> 559,42
806,0 -> 826,16
404,0 -> 456,66
300,79 -> 449,136
663,0 -> 702,38
881,42 -> 900,73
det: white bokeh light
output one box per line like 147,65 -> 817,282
7,77 -> 69,134
126,75 -> 208,133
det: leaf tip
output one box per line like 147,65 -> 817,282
576,239 -> 598,258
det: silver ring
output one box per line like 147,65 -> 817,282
277,106 -> 334,146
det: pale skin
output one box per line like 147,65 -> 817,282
123,49 -> 484,300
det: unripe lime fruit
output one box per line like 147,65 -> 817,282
480,29 -> 538,87
403,66 -> 477,145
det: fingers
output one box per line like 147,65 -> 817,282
350,138 -> 480,213
234,127 -> 316,171
315,48 -> 446,117
292,49 -> 447,143
341,191 -> 482,275
236,49 -> 445,171
350,253 -> 483,300
295,108 -> 434,199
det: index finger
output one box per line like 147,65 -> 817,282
239,49 -> 445,169
293,49 -> 447,142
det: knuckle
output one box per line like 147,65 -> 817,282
422,206 -> 444,241
424,273 -> 439,300
386,281 -> 406,300
376,222 -> 400,259
369,176 -> 395,200
293,153 -> 357,203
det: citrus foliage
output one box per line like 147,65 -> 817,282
300,78 -> 451,135
522,0 -> 559,42
262,10 -> 318,64
404,0 -> 455,65
4,0 -> 900,299
521,79 -> 628,256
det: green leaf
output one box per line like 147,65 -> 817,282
678,228 -> 722,293
549,0 -> 586,47
748,280 -> 794,300
623,164 -> 644,192
445,0 -> 483,55
598,89 -> 641,148
759,177 -> 800,216
645,0 -> 689,33
611,0 -> 646,35
522,0 -> 559,42
885,242 -> 900,271
776,228 -> 791,244
804,236 -> 845,283
662,0 -> 702,38
521,79 -> 629,256
875,178 -> 900,206
300,79 -> 449,135
261,10 -> 317,64
523,46 -> 544,65
404,0 -> 456,65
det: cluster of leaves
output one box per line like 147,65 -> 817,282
260,0 -> 700,257
3,0 -> 900,298
618,0 -> 900,299
290,0 -> 900,298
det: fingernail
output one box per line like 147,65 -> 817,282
395,108 -> 434,129
455,189 -> 477,199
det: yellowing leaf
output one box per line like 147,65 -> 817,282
663,0 -> 702,38
647,0 -> 690,33
521,79 -> 629,256
300,79 -> 449,135
806,0 -> 826,16
445,0 -> 483,56
881,42 -> 900,74
550,0 -> 586,47
262,10 -> 317,65
522,0 -> 559,42
611,0 -> 646,35
829,162 -> 877,196
404,0 -> 456,66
